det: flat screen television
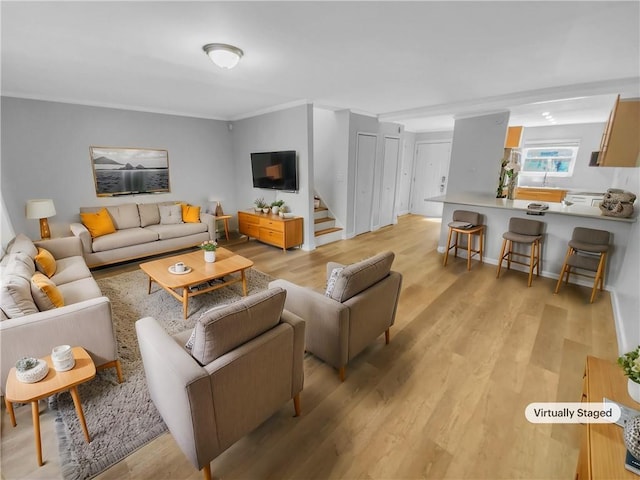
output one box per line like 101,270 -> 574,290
250,150 -> 298,191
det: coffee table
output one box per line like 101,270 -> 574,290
5,346 -> 96,466
139,247 -> 254,319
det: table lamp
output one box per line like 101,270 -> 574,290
26,199 -> 56,239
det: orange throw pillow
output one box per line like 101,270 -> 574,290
181,204 -> 201,223
34,247 -> 57,277
80,208 -> 116,238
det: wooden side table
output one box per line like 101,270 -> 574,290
215,215 -> 232,241
5,346 -> 96,466
576,356 -> 640,479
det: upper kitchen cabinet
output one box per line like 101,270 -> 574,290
505,126 -> 523,148
597,96 -> 639,167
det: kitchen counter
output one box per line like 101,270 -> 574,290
430,193 -> 636,223
431,192 -> 635,288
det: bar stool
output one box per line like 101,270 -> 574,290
496,217 -> 544,287
443,210 -> 485,270
554,227 -> 611,303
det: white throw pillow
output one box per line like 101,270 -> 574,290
325,267 -> 344,297
159,204 -> 183,225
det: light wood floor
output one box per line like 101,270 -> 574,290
1,214 -> 620,480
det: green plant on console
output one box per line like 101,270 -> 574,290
618,345 -> 640,383
254,197 -> 268,209
271,200 -> 285,208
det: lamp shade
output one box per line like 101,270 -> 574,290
26,199 -> 56,219
203,43 -> 243,69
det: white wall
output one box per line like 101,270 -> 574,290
1,97 -> 233,239
518,122 -> 615,191
231,104 -> 315,250
447,111 -> 510,195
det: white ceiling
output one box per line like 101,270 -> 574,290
2,1 -> 639,132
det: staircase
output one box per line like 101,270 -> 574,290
314,203 -> 343,247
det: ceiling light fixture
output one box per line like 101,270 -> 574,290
202,43 -> 244,69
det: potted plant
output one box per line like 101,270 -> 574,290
254,197 -> 267,213
199,240 -> 218,263
271,200 -> 285,215
618,345 -> 640,403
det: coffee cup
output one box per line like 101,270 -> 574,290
174,262 -> 186,272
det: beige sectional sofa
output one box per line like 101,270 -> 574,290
71,201 -> 215,268
0,234 -> 121,395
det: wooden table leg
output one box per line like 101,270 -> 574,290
223,218 -> 230,241
69,386 -> 91,443
5,397 -> 16,427
147,275 -> 152,295
466,232 -> 472,271
183,288 -> 189,319
241,270 -> 248,296
31,401 -> 43,466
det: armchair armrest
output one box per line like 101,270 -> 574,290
200,212 -> 215,241
281,309 -> 305,396
135,317 -> 218,469
70,223 -> 93,254
0,297 -> 116,395
269,279 -> 349,369
35,236 -> 83,259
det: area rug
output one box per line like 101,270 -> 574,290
52,267 -> 274,480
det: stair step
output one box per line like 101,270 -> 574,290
314,217 -> 334,225
315,227 -> 342,237
314,207 -> 328,213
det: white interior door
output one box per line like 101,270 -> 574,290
354,133 -> 377,235
378,136 -> 400,227
411,142 -> 451,217
396,140 -> 413,215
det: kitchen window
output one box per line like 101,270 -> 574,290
521,141 -> 580,177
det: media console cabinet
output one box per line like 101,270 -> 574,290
238,210 -> 303,251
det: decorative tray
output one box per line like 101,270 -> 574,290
168,265 -> 192,275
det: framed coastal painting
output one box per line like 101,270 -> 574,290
90,146 -> 170,196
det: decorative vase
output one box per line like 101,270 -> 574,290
506,174 -> 517,200
629,378 -> 640,404
15,358 -> 49,383
624,414 -> 640,461
271,206 -> 279,215
204,250 -> 216,263
262,207 -> 270,214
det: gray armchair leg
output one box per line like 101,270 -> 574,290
385,329 -> 390,345
203,463 -> 212,480
338,366 -> 346,382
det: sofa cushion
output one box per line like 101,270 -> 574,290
145,222 -> 208,240
57,277 -> 103,304
106,203 -> 140,230
180,204 -> 201,223
81,208 -> 117,238
138,203 -> 160,227
189,288 -> 286,365
7,233 -> 38,259
49,256 -> 92,285
0,252 -> 38,318
34,247 -> 57,277
159,204 -> 183,225
31,272 -> 64,310
329,251 -> 395,303
91,227 -> 159,252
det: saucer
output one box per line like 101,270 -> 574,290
168,265 -> 192,275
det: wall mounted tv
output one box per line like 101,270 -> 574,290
250,150 -> 298,191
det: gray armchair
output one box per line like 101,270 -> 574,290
135,287 -> 305,480
270,251 -> 402,381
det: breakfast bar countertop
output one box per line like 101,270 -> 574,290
430,193 -> 637,223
